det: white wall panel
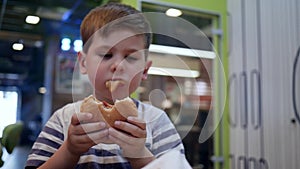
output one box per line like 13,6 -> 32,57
227,0 -> 246,168
227,0 -> 300,168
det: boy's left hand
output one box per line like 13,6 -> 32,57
108,116 -> 153,158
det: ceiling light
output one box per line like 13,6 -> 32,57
12,43 -> 24,51
165,8 -> 182,17
34,41 -> 44,48
61,38 -> 71,51
73,40 -> 83,52
38,87 -> 47,94
25,15 -> 40,24
148,67 -> 199,78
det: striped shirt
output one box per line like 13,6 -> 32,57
25,100 -> 185,168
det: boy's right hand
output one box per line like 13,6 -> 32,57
66,112 -> 109,156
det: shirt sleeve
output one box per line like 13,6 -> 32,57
25,107 -> 67,167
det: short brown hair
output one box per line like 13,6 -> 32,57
80,2 -> 152,53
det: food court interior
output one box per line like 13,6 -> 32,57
1,0 -> 299,169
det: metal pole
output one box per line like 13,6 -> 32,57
0,0 -> 8,30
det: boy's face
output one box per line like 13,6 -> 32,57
78,29 -> 152,103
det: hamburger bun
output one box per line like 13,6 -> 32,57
80,95 -> 138,127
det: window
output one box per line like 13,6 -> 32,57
0,88 -> 20,137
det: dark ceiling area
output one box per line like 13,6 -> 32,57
0,0 -> 115,86
0,0 -> 106,35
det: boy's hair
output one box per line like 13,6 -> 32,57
80,2 -> 152,53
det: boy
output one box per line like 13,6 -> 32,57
25,3 -> 185,169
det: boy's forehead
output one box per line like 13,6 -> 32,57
99,29 -> 138,41
88,29 -> 145,50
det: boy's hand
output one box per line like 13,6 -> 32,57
66,112 -> 109,156
108,116 -> 153,158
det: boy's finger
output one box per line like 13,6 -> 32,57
127,116 -> 146,130
83,122 -> 106,133
87,129 -> 109,143
114,121 -> 146,138
71,113 -> 92,125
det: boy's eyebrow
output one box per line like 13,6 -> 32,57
96,45 -> 111,49
125,48 -> 141,53
95,45 -> 144,53
94,45 -> 111,52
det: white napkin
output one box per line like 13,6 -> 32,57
142,150 -> 192,169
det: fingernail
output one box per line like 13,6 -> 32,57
99,122 -> 106,127
127,116 -> 135,121
114,121 -> 121,125
86,113 -> 93,119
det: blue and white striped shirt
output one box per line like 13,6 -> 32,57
26,100 -> 185,168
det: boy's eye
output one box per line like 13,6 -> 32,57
99,53 -> 113,59
125,55 -> 138,62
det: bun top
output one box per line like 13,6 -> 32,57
80,95 -> 101,114
80,95 -> 138,124
115,97 -> 138,118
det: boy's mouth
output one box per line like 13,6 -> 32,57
105,80 -> 125,92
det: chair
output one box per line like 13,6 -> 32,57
0,122 -> 24,167
0,143 -> 3,167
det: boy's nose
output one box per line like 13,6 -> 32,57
110,59 -> 124,72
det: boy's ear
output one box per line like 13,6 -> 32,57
78,51 -> 87,74
142,60 -> 152,80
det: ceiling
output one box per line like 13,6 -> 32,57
0,0 -> 113,85
0,0 -> 107,35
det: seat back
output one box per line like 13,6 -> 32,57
1,122 -> 24,154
